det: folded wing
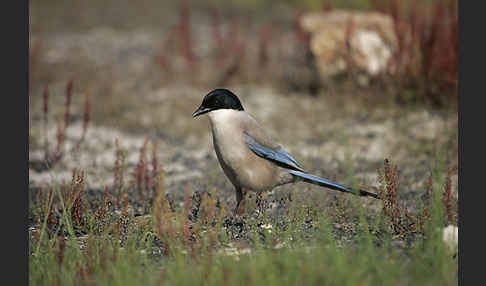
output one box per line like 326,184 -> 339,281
244,131 -> 378,199
244,132 -> 305,172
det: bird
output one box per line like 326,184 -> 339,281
192,88 -> 378,215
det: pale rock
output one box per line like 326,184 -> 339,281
300,10 -> 396,79
442,225 -> 458,253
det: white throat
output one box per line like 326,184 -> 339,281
208,109 -> 240,125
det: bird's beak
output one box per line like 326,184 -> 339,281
192,106 -> 211,118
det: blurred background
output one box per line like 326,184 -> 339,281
29,0 -> 458,205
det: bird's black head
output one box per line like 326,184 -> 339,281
192,88 -> 244,117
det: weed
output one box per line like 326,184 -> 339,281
216,17 -> 246,86
42,84 -> 50,161
94,186 -> 110,223
179,0 -> 197,67
75,88 -> 91,150
69,169 -> 86,227
377,157 -> 458,240
48,79 -> 75,164
442,167 -> 458,225
151,140 -> 159,189
377,0 -> 458,105
29,31 -> 43,78
132,136 -> 153,203
113,138 -> 121,202
377,158 -> 418,236
156,25 -> 177,73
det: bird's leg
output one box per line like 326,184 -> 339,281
234,187 -> 247,216
234,187 -> 243,216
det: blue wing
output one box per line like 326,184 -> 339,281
244,132 -> 379,199
244,132 -> 305,172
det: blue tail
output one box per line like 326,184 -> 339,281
288,170 -> 379,199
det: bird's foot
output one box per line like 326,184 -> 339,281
234,199 -> 247,217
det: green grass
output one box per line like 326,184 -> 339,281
29,160 -> 457,286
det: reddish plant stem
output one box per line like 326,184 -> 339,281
179,0 -> 196,66
42,84 -> 50,161
113,138 -> 121,206
211,6 -> 225,63
151,140 -> 158,190
75,88 -> 91,150
53,80 -> 74,162
135,137 -> 149,193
